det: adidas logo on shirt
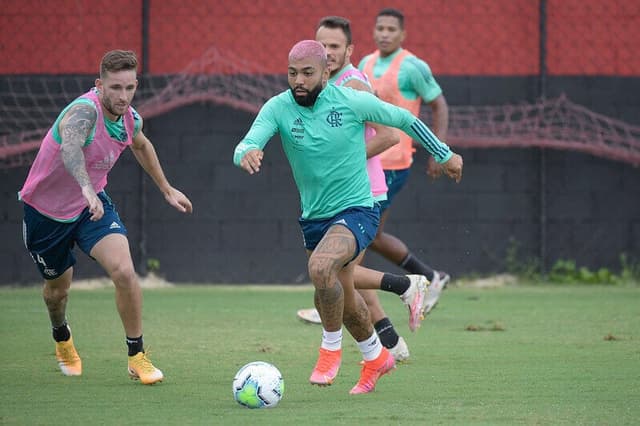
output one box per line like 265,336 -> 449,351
109,222 -> 121,229
93,151 -> 116,170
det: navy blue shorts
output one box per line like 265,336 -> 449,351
22,192 -> 127,279
378,168 -> 411,212
298,205 -> 380,262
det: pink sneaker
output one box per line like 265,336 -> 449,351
309,348 -> 341,386
349,347 -> 396,394
401,275 -> 428,331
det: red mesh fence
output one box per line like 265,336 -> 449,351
2,1 -> 640,168
446,95 -> 640,165
2,45 -> 640,169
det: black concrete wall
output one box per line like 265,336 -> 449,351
2,76 -> 639,285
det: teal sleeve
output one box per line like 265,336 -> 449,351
131,106 -> 143,136
401,56 -> 442,103
404,117 -> 452,163
51,98 -> 97,144
352,90 -> 452,163
233,98 -> 279,166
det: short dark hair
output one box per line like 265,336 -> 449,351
317,16 -> 353,45
100,50 -> 138,78
376,8 -> 405,29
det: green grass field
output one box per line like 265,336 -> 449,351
1,283 -> 638,425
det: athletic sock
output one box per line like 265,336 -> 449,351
52,322 -> 71,342
380,273 -> 411,295
374,317 -> 400,349
357,332 -> 383,361
399,252 -> 435,281
320,328 -> 342,351
126,335 -> 144,356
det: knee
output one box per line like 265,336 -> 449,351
43,283 -> 69,303
109,263 -> 138,288
308,257 -> 335,289
43,272 -> 72,301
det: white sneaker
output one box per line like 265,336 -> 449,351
297,308 -> 322,324
400,275 -> 428,332
388,336 -> 410,362
424,271 -> 451,314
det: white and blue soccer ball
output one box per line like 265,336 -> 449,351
232,361 -> 284,409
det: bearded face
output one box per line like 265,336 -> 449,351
290,81 -> 324,107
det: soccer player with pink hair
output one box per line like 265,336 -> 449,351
234,40 -> 462,394
296,16 -> 431,364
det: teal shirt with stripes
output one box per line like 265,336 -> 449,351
358,49 -> 443,103
233,83 -> 452,220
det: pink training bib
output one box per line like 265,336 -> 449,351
19,89 -> 135,220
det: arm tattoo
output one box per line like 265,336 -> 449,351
60,104 -> 97,188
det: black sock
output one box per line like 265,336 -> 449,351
126,335 -> 144,356
399,253 -> 435,281
374,318 -> 399,349
380,273 -> 411,296
52,322 -> 71,342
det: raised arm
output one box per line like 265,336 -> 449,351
59,103 -> 103,220
356,91 -> 463,183
130,124 -> 193,213
233,97 -> 279,174
401,115 -> 462,182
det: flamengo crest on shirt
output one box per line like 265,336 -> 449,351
326,108 -> 342,127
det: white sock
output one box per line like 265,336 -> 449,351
357,332 -> 382,361
321,328 -> 342,351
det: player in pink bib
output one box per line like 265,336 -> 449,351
20,87 -> 134,220
333,69 -> 389,202
19,50 -> 192,385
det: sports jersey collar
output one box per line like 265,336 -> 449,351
316,84 -> 332,101
328,64 -> 355,85
379,48 -> 403,62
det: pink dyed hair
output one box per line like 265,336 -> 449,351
288,40 -> 327,64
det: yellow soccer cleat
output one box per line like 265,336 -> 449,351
55,336 -> 82,376
128,351 -> 164,385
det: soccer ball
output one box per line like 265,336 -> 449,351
232,361 -> 284,409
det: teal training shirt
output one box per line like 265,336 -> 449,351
358,49 -> 442,103
233,84 -> 452,220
